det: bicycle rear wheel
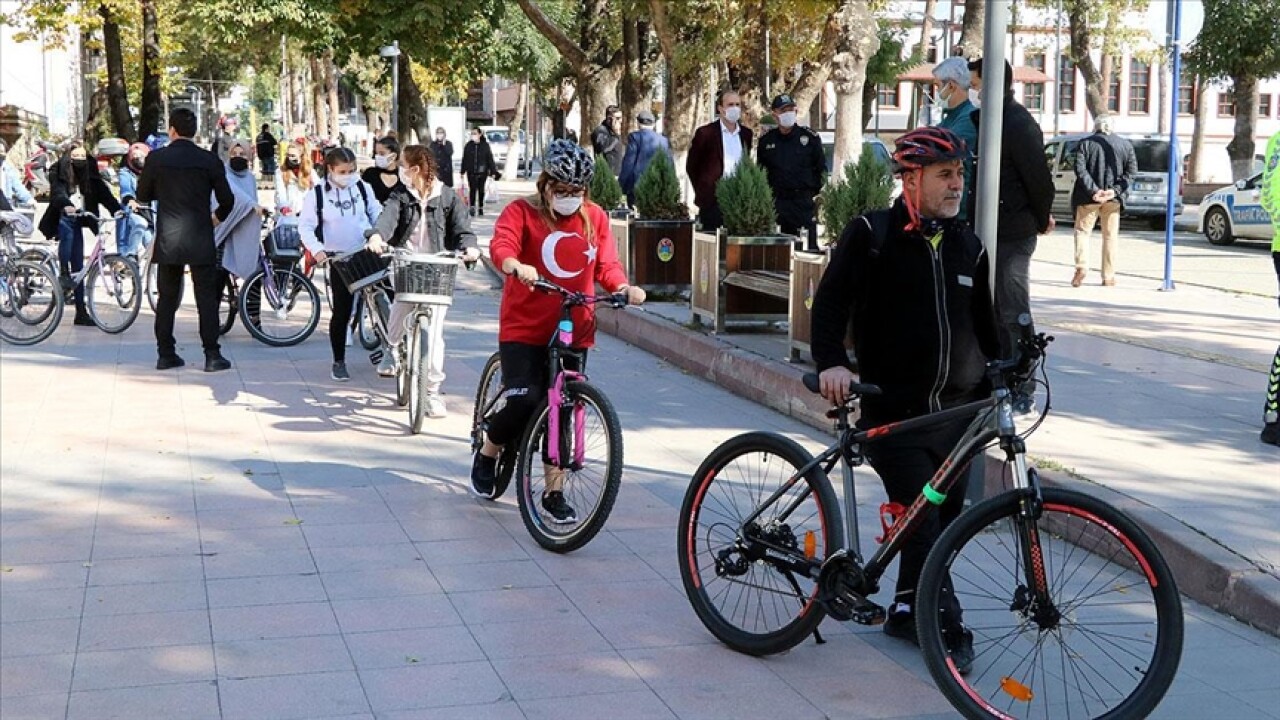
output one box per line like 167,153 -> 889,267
0,260 -> 64,345
85,254 -> 141,334
917,484 -> 1183,720
240,267 -> 320,347
144,259 -> 184,313
354,295 -> 379,350
678,432 -> 841,656
471,352 -> 517,499
515,381 -> 622,553
218,276 -> 238,335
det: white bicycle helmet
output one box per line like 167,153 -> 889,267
543,139 -> 595,187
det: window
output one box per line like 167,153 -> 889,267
1024,52 -> 1046,111
1058,56 -> 1076,113
1129,59 -> 1150,114
1260,94 -> 1273,117
1106,58 -> 1123,113
1060,140 -> 1081,172
1178,77 -> 1196,115
1218,90 -> 1236,117
877,83 -> 900,108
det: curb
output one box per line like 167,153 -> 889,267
597,303 -> 1280,638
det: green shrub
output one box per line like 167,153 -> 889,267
590,154 -> 625,211
819,144 -> 895,245
715,156 -> 777,236
633,153 -> 689,220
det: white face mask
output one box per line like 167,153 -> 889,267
329,172 -> 355,188
778,111 -> 797,128
723,106 -> 742,123
969,88 -> 982,107
374,154 -> 393,170
552,195 -> 583,216
398,168 -> 414,187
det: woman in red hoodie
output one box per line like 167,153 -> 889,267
472,140 -> 645,522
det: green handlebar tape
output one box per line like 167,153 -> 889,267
922,484 -> 947,505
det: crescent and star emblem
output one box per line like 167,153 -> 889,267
541,231 -> 596,279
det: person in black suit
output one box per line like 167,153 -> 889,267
135,108 -> 236,372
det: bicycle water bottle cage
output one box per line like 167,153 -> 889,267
875,502 -> 906,544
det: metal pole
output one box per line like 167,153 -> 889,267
976,0 -> 1010,295
391,41 -> 400,134
1162,0 -> 1182,292
764,27 -> 771,102
1053,0 -> 1062,136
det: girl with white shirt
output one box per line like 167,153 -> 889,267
299,147 -> 382,381
366,145 -> 480,418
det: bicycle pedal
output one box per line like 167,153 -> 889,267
849,599 -> 886,626
369,350 -> 384,365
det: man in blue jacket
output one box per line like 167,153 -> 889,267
618,110 -> 671,207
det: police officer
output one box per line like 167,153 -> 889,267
757,94 -> 826,250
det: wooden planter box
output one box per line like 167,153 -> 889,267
788,250 -> 827,362
608,216 -> 631,275
691,231 -> 794,333
627,219 -> 694,293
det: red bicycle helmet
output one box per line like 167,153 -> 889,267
126,142 -> 150,172
891,127 -> 970,231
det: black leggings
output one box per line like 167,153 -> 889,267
328,269 -> 355,363
468,173 -> 488,209
485,342 -> 584,447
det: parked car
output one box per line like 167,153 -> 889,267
818,134 -> 901,198
1197,172 -> 1271,246
1043,134 -> 1183,229
479,125 -> 526,171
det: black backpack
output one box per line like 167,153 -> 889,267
313,180 -> 370,245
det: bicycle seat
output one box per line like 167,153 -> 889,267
801,373 -> 882,398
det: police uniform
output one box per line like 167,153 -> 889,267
757,113 -> 826,249
1259,132 -> 1280,445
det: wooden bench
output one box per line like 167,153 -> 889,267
691,231 -> 794,333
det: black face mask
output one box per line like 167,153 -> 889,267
285,158 -> 301,169
229,157 -> 250,172
71,159 -> 87,170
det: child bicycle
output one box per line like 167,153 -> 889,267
676,323 -> 1184,720
470,278 -> 631,553
59,210 -> 143,333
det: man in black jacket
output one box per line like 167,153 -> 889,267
590,106 -> 624,177
968,58 -> 1055,355
811,127 -> 1000,673
136,108 -> 236,372
1070,115 -> 1136,287
757,94 -> 827,250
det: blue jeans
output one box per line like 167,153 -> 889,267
57,215 -> 85,306
115,213 -> 152,257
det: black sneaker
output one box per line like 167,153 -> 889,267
204,354 -> 232,373
944,626 -> 975,675
331,362 -> 350,381
883,606 -> 918,645
471,453 -> 498,499
1263,422 -> 1280,447
156,354 -> 185,370
541,491 -> 577,525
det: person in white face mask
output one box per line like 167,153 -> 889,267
757,93 -> 827,250
361,136 -> 406,205
686,89 -> 755,231
930,57 -> 979,222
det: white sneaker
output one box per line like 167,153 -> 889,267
425,394 -> 447,418
375,348 -> 398,377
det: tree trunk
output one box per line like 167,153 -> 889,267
1189,77 -> 1210,182
832,1 -> 880,172
956,0 -> 985,59
310,57 -> 328,137
788,6 -> 843,126
279,38 -> 291,133
1068,4 -> 1106,120
99,4 -> 136,141
138,0 -> 163,139
918,0 -> 938,61
503,80 -> 529,179
578,65 -> 623,146
1156,55 -> 1169,134
325,52 -> 341,141
397,56 -> 429,145
1227,74 -> 1259,180
620,17 -> 658,139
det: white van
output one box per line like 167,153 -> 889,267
1043,134 -> 1183,228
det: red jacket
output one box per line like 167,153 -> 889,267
685,120 -> 754,210
490,198 -> 629,347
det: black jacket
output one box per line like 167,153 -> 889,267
1071,132 -> 1138,210
971,96 -> 1054,242
811,201 -> 1001,426
591,122 -> 624,176
135,138 -> 235,265
432,140 -> 455,186
757,126 -> 826,195
360,166 -> 405,205
38,155 -> 121,240
461,140 -> 496,178
372,184 -> 477,254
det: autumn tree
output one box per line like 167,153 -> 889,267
648,0 -> 733,170
829,0 -> 880,172
954,0 -> 984,58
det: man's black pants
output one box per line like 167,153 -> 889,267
154,263 -> 221,357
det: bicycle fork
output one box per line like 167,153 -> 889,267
546,369 -> 586,470
995,396 -> 1059,629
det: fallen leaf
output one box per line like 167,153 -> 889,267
0,567 -> 13,573
283,518 -> 303,525
502,584 -> 513,590
82,562 -> 93,568
405,656 -> 420,664
243,469 -> 254,476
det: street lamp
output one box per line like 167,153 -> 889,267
380,41 -> 401,134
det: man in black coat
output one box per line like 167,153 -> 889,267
431,127 -> 455,187
968,58 -> 1055,356
590,106 -> 625,176
1070,115 -> 1136,287
757,94 -> 827,250
135,108 -> 236,372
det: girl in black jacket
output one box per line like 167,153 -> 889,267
460,129 -> 498,217
38,142 -> 121,325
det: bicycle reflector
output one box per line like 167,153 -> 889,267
1001,676 -> 1034,702
804,530 -> 816,559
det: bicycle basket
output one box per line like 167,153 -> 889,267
330,249 -> 390,293
265,224 -> 303,260
391,252 -> 458,306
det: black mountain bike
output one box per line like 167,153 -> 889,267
676,326 -> 1183,720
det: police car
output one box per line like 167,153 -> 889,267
1198,172 -> 1271,246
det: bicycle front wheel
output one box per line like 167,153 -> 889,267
515,381 -> 622,553
471,352 -> 517,499
144,259 -> 184,313
917,485 -> 1183,720
219,276 -> 237,336
240,267 -> 320,347
85,254 -> 141,334
408,317 -> 428,434
0,260 -> 64,345
678,432 -> 840,656
355,296 -> 379,350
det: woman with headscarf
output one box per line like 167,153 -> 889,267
38,140 -> 121,325
116,142 -> 153,259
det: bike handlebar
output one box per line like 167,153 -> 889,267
532,277 -> 629,309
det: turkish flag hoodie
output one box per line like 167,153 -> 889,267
490,196 -> 628,348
